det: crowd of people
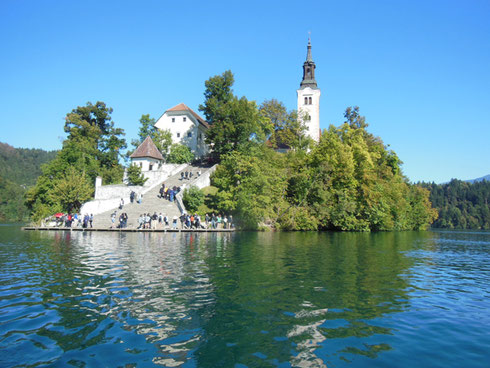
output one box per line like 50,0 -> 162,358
131,212 -> 233,230
158,183 -> 181,202
55,213 -> 93,228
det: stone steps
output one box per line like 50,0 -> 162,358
91,164 -> 211,229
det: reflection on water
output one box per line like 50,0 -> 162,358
0,227 -> 489,367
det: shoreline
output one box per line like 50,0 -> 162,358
21,226 -> 235,233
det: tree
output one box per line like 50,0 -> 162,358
27,102 -> 127,220
183,186 -> 205,213
126,164 -> 148,186
51,167 -> 93,213
167,144 -> 194,164
130,114 -> 172,158
259,99 -> 310,151
199,70 -> 271,161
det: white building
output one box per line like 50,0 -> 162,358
129,135 -> 164,171
154,103 -> 209,158
297,38 -> 321,142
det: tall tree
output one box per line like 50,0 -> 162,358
27,102 -> 127,221
199,70 -> 270,161
259,99 -> 310,150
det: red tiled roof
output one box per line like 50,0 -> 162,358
130,136 -> 164,160
166,103 -> 210,129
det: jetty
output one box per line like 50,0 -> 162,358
22,227 -> 234,233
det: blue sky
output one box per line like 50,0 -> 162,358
1,0 -> 489,183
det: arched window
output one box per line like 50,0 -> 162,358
304,97 -> 308,105
309,97 -> 312,105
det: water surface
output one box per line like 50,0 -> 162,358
0,226 -> 489,367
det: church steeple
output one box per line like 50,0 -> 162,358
300,37 -> 317,89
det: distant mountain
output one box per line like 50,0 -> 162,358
466,174 -> 490,184
0,142 -> 58,187
0,142 -> 58,222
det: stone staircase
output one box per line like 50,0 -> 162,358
92,164 -> 212,229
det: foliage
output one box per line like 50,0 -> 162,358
129,114 -> 172,158
50,167 -> 93,213
211,106 -> 438,231
199,70 -> 271,161
419,179 -> 490,229
0,143 -> 58,187
126,164 -> 148,186
182,186 -> 205,213
0,143 -> 58,222
167,144 -> 194,164
259,99 -> 311,151
26,101 -> 127,220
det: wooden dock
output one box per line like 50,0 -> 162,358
22,227 -> 235,233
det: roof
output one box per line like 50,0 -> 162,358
130,136 -> 164,160
166,103 -> 210,129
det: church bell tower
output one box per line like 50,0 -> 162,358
297,37 -> 321,142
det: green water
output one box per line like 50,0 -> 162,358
0,225 -> 489,367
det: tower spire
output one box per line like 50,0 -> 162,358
306,32 -> 313,62
300,35 -> 317,89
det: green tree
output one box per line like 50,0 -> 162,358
126,164 -> 148,186
167,144 -> 194,164
183,186 -> 205,213
27,102 -> 127,220
199,70 -> 271,161
50,167 -> 93,213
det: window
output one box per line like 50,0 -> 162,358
309,97 -> 312,105
183,117 -> 187,122
304,97 -> 308,105
177,133 -> 180,138
172,118 -> 175,123
139,163 -> 142,168
188,132 -> 192,137
149,164 -> 153,171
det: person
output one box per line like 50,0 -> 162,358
83,214 -> 89,228
205,213 -> 210,229
89,214 -> 93,228
189,171 -> 193,180
159,185 -> 165,199
138,192 -> 142,204
138,214 -> 144,229
223,215 -> 228,229
164,214 -> 169,228
158,213 -> 163,228
172,215 -> 178,229
130,191 -> 135,203
185,171 -> 188,180
119,198 -> 124,210
151,212 -> 158,229
181,172 -> 184,180
111,211 -> 116,228
228,215 -> 233,229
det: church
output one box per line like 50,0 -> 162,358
133,39 -> 321,165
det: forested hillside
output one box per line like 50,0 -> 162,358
0,143 -> 57,222
420,180 -> 490,229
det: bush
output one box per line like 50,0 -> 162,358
167,144 -> 194,164
127,164 -> 147,186
183,186 -> 204,213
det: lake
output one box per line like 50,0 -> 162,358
0,225 -> 489,367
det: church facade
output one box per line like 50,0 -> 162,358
297,38 -> 321,142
